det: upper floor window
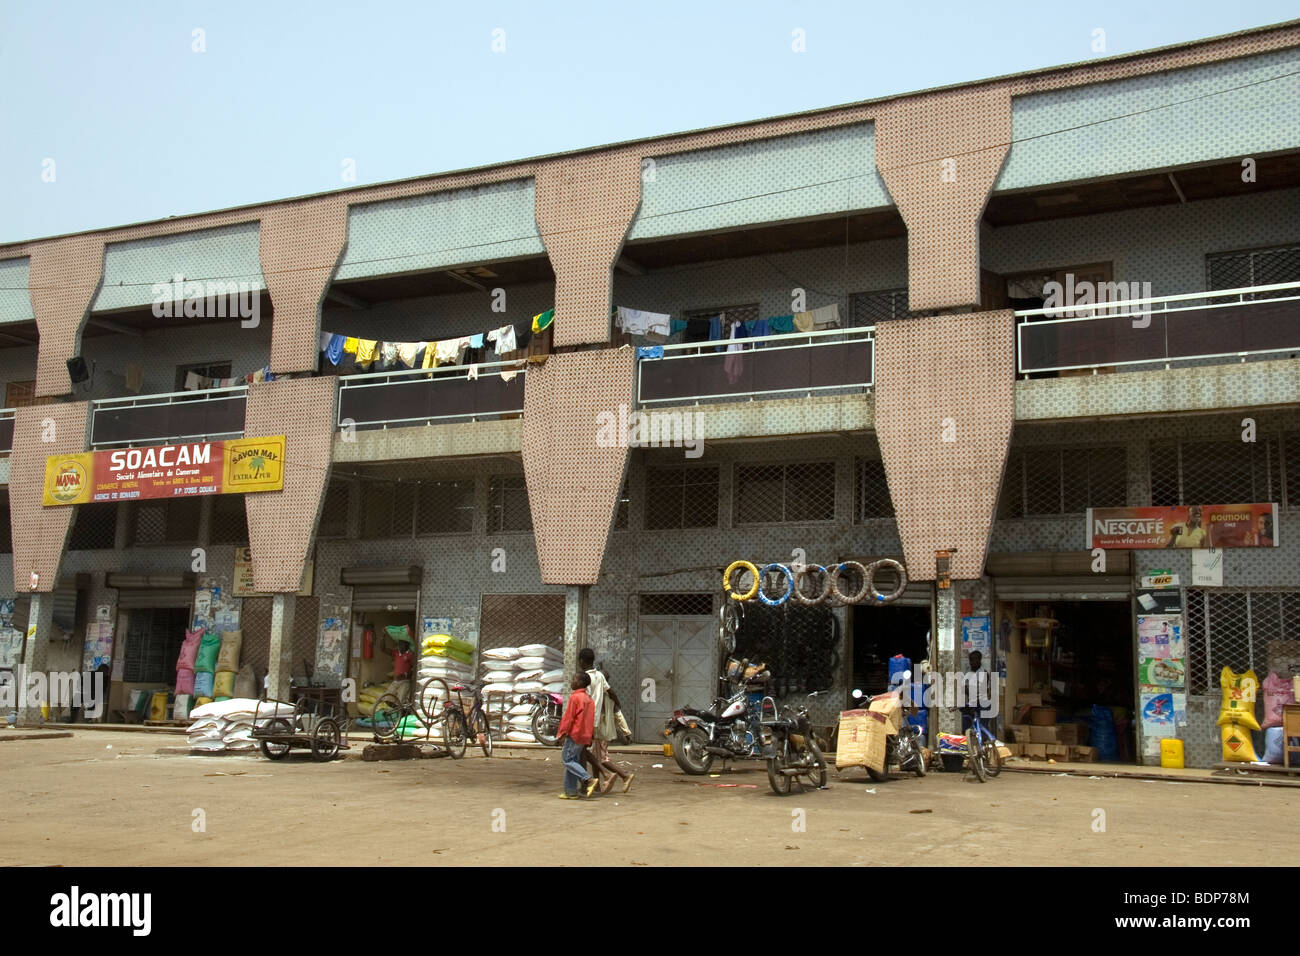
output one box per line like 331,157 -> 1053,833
645,465 -> 719,530
4,381 -> 40,408
488,475 -> 532,533
176,361 -> 233,392
854,457 -> 895,521
734,462 -> 836,524
1150,438 -> 1280,507
1207,244 -> 1300,300
998,445 -> 1127,518
849,289 -> 919,325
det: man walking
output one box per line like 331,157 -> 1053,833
580,648 -> 634,793
557,672 -> 599,799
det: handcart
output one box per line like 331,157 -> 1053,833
251,695 -> 352,762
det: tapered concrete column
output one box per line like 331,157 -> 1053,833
267,594 -> 296,702
17,594 -> 53,726
563,585 -> 589,680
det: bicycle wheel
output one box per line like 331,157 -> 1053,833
983,731 -> 1002,778
416,677 -> 449,723
371,694 -> 403,742
470,707 -> 493,758
444,708 -> 468,759
966,728 -> 988,783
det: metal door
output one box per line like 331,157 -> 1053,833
635,615 -> 716,741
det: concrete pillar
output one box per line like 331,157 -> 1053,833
17,593 -> 53,726
563,585 -> 589,679
935,586 -> 959,736
267,594 -> 296,701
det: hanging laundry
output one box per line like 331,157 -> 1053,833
184,371 -> 206,390
616,307 -> 671,338
724,321 -> 748,385
670,318 -> 688,335
325,334 -> 346,366
423,345 -> 438,369
810,303 -> 841,329
343,337 -> 359,355
466,364 -> 479,381
500,366 -> 520,382
769,314 -> 795,334
531,309 -> 555,334
379,342 -> 400,368
709,314 -> 723,348
685,317 -> 712,343
469,333 -> 485,349
355,339 -> 378,366
124,364 -> 144,393
514,319 -> 534,350
396,341 -> 427,368
636,346 -> 665,360
750,318 -> 770,342
319,330 -> 333,353
487,325 -> 517,355
435,338 -> 464,366
793,311 -> 815,333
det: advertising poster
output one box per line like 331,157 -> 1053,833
1136,588 -> 1181,615
1138,657 -> 1186,688
1138,615 -> 1185,659
82,621 -> 115,670
1088,504 -> 1278,549
1140,687 -> 1176,736
1191,548 -> 1224,586
961,616 -> 991,668
317,618 -> 345,677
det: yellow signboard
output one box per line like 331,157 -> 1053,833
43,453 -> 95,506
223,436 -> 286,493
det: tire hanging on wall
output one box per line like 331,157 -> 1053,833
866,559 -> 908,604
829,560 -> 871,604
757,563 -> 794,606
791,564 -> 832,606
723,560 -> 760,602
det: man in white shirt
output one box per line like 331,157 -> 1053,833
579,648 -> 634,793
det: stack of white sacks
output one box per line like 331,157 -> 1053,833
481,643 -> 566,742
187,698 -> 295,752
409,635 -> 478,740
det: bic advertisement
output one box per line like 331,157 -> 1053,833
1086,504 -> 1278,549
43,436 -> 285,506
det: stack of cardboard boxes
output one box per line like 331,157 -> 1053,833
1003,692 -> 1099,763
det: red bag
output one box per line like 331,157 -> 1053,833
393,650 -> 414,678
363,629 -> 374,660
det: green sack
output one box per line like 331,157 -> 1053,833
194,632 -> 222,673
384,625 -> 414,648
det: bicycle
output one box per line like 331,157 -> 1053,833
962,706 -> 1002,783
446,679 -> 494,758
371,676 -> 473,758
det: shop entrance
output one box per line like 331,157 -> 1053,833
1000,598 -> 1135,763
348,608 -> 418,715
851,603 -> 931,707
636,593 -> 715,742
118,606 -> 191,719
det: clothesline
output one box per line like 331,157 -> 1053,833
616,303 -> 842,350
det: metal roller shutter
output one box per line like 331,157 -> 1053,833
114,589 -> 196,610
350,585 -> 420,613
994,576 -> 1132,602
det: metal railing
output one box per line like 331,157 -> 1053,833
0,408 -> 14,455
636,326 -> 875,405
337,359 -> 527,430
90,386 -> 248,448
1015,281 -> 1300,376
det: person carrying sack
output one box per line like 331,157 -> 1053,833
580,648 -> 635,794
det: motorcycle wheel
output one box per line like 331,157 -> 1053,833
531,708 -> 559,747
866,737 -> 893,783
966,728 -> 988,783
673,727 -> 714,775
910,741 -> 927,777
767,741 -> 792,796
802,739 -> 828,790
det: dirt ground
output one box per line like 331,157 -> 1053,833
2,731 -> 1296,866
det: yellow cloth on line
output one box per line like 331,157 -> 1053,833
355,339 -> 378,364
343,337 -> 359,354
793,312 -> 814,333
423,344 -> 438,369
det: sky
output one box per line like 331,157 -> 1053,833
1,0 -> 1296,243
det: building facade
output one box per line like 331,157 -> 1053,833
1,22 -> 1298,767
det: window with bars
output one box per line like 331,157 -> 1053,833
317,477 -> 352,539
849,289 -> 917,325
614,480 -> 630,530
67,502 -> 119,551
645,465 -> 719,530
1185,589 -> 1300,694
129,498 -> 202,546
488,475 -> 532,533
998,446 -> 1127,518
0,495 -> 10,553
479,593 -> 565,651
1207,245 -> 1300,299
360,480 -> 418,539
734,461 -> 836,524
639,593 -> 713,616
209,494 -> 248,546
417,479 -> 475,535
855,457 -> 894,521
1149,438 -> 1281,507
122,607 -> 190,684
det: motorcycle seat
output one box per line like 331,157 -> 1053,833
683,707 -> 719,721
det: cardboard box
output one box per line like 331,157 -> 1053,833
1017,691 -> 1043,707
1071,745 -> 1098,762
1046,743 -> 1071,762
1010,724 -> 1034,743
1004,742 -> 1023,756
1023,743 -> 1048,760
1029,725 -> 1059,743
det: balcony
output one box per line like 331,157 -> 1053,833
90,387 -> 247,449
1015,282 -> 1300,376
0,408 -> 13,454
636,327 -> 875,405
336,361 -> 527,431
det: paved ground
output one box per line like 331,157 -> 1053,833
2,731 -> 1296,866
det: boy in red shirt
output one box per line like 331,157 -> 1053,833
557,672 -> 599,799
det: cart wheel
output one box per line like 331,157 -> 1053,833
312,718 -> 341,762
260,719 -> 293,760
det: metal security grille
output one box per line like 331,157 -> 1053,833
645,465 -> 719,530
1283,433 -> 1300,511
734,461 -> 836,524
733,603 -> 838,698
67,502 -> 119,551
614,480 -> 630,530
1207,245 -> 1300,300
417,479 -> 475,535
855,457 -> 894,520
488,475 -> 532,532
1185,589 -> 1300,694
209,494 -> 249,546
1150,438 -> 1281,506
639,593 -> 714,616
128,498 -> 202,546
317,477 -> 352,539
998,445 -> 1127,518
239,596 -> 321,680
121,607 -> 190,684
360,480 -> 418,538
479,593 -> 565,652
850,289 -> 916,325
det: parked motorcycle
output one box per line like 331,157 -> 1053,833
762,691 -> 829,794
850,680 -> 927,782
519,691 -> 563,747
663,658 -> 774,774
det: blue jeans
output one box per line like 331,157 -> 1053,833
562,737 -> 592,795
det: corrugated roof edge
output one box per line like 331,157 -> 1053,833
1,17 -> 1297,252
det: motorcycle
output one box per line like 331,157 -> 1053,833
850,679 -> 927,782
519,691 -> 563,747
663,658 -> 774,775
762,691 -> 829,795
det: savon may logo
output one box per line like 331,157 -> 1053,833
223,436 -> 285,491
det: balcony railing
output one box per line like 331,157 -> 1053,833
90,386 -> 248,448
337,360 -> 527,431
0,408 -> 13,454
637,326 -> 875,405
1015,282 -> 1300,376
